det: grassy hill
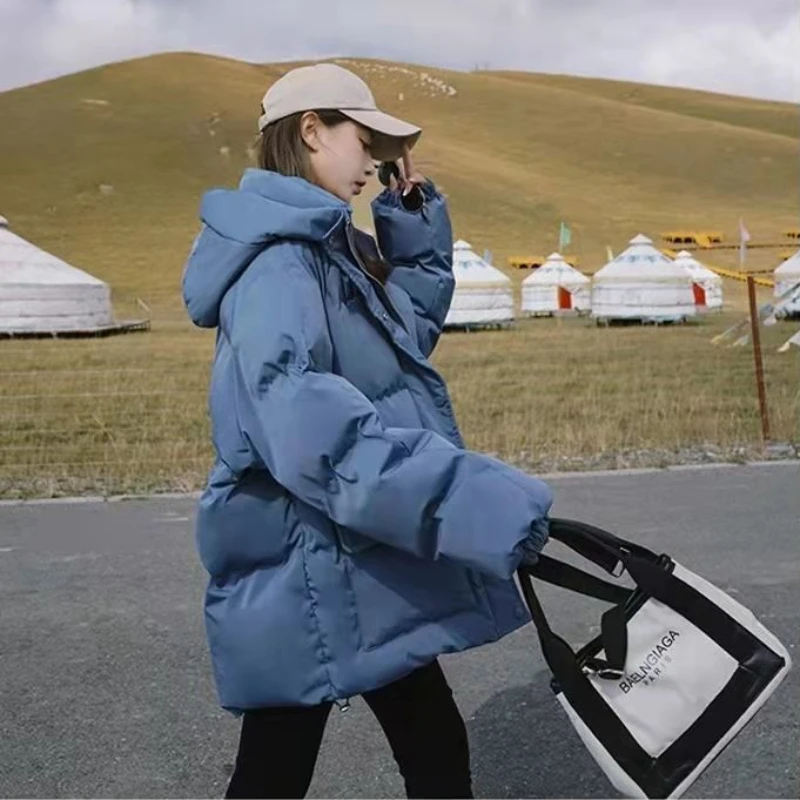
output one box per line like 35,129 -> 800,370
0,53 -> 797,497
0,52 -> 797,310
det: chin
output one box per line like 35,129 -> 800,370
334,188 -> 354,203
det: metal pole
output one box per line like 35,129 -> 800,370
747,276 -> 771,444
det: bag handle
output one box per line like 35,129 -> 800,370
519,558 -> 632,675
546,519 -> 624,575
523,554 -> 632,605
547,518 -> 660,575
520,519 -> 663,675
518,558 -> 581,676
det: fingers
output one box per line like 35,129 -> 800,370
398,146 -> 425,195
401,145 -> 414,182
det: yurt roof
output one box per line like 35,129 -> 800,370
523,252 -> 590,285
594,234 -> 691,283
0,219 -> 107,287
453,239 -> 512,286
673,250 -> 723,284
775,248 -> 800,277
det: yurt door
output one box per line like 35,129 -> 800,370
692,283 -> 707,306
558,286 -> 572,310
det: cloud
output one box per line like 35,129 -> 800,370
0,0 -> 797,101
637,10 -> 800,102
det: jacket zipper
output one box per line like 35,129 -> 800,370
344,220 -> 409,336
342,218 -> 464,447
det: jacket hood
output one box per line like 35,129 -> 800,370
182,169 -> 349,327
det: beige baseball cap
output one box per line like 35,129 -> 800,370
258,63 -> 421,162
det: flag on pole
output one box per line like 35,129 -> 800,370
559,221 -> 572,252
739,218 -> 751,267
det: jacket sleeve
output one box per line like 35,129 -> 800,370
372,181 -> 455,358
227,255 -> 552,580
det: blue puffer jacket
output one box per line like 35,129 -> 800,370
182,168 -> 553,713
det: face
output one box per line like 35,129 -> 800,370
301,113 -> 376,203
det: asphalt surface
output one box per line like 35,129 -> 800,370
1,462 -> 798,799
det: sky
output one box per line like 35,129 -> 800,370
1,0 -> 798,102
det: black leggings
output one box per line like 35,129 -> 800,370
225,659 -> 473,799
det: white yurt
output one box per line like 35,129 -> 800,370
673,250 -> 724,310
521,252 -> 591,315
591,234 -> 696,323
0,215 -> 138,336
774,249 -> 800,317
0,215 -> 113,334
444,240 -> 514,329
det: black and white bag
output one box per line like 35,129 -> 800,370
517,518 -> 791,799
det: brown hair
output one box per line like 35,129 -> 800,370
256,108 -> 348,178
255,108 -> 391,284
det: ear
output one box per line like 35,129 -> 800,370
300,111 -> 321,152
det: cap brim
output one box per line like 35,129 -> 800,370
340,109 -> 422,162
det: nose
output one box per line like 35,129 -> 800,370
366,161 -> 377,177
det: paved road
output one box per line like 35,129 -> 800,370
1,462 -> 798,798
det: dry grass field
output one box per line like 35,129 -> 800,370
0,53 -> 797,498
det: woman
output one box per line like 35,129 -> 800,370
182,63 -> 553,799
